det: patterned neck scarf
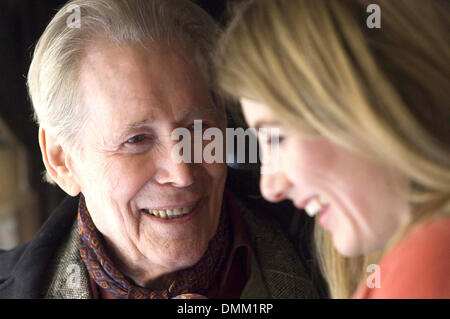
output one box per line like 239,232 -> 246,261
77,195 -> 231,299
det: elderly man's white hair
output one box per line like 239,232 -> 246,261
28,0 -> 225,183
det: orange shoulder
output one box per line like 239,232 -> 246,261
359,217 -> 450,299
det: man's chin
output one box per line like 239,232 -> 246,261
144,245 -> 208,273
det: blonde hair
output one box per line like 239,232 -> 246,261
28,0 -> 224,183
217,0 -> 450,298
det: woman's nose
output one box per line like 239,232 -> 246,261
259,171 -> 291,202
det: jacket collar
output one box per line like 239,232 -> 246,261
0,196 -> 79,298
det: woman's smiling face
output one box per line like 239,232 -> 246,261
241,97 -> 410,256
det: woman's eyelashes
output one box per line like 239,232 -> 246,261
275,135 -> 285,145
266,134 -> 285,146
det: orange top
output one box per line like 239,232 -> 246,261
353,217 -> 450,299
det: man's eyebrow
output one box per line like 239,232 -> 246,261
125,117 -> 154,130
114,106 -> 223,141
254,120 -> 282,130
113,117 -> 155,142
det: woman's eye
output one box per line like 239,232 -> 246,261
268,135 -> 285,146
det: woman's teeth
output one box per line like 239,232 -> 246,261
141,206 -> 194,219
305,198 -> 328,217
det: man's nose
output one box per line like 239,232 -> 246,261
153,156 -> 195,188
260,171 -> 291,202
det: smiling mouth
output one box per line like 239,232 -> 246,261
304,197 -> 329,217
140,204 -> 196,220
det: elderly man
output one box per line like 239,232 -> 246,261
0,0 -> 317,299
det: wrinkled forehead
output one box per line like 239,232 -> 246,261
77,39 -> 224,130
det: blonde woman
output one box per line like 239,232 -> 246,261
217,0 -> 450,298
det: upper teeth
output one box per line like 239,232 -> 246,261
142,206 -> 194,219
305,198 -> 327,217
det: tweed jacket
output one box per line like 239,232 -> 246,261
0,195 -> 317,299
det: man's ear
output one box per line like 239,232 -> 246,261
39,127 -> 81,196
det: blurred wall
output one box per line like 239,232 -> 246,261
0,0 -> 71,229
0,117 -> 40,248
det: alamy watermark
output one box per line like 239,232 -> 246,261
171,120 -> 280,174
366,4 -> 381,29
67,4 -> 81,29
366,264 -> 381,289
67,3 -> 381,30
65,264 -> 81,290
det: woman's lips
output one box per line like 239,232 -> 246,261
294,195 -> 331,229
296,195 -> 329,217
295,194 -> 320,210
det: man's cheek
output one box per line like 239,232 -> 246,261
207,163 -> 227,181
103,160 -> 149,195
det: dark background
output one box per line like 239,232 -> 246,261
0,0 -> 327,297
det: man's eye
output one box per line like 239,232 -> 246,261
126,135 -> 147,144
123,134 -> 154,153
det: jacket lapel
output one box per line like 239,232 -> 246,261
45,218 -> 92,299
239,199 -> 318,299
